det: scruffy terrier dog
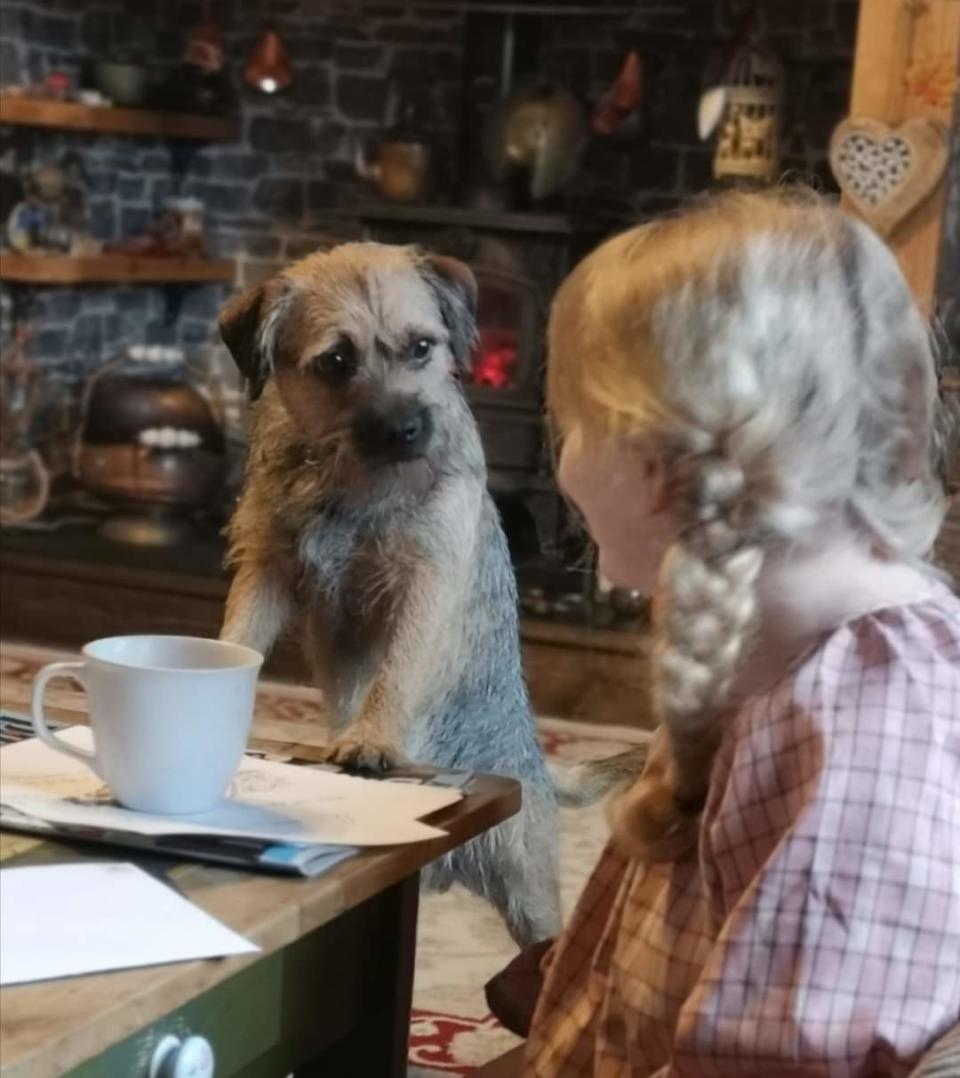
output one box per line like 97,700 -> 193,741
218,242 -> 638,945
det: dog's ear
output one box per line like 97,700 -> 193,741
219,279 -> 288,402
420,254 -> 478,371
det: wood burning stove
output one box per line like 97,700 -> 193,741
465,263 -> 543,482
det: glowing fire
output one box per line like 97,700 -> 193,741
470,327 -> 518,389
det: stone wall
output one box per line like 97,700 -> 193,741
1,0 -> 862,378
541,0 -> 858,213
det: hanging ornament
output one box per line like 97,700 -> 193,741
592,50 -> 644,137
828,117 -> 949,237
245,30 -> 293,95
704,36 -> 784,183
184,21 -> 224,75
160,19 -> 236,114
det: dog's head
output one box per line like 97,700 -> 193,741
219,242 -> 477,480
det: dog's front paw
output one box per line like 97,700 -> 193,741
323,734 -> 402,773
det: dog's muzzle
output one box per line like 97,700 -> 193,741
352,400 -> 434,463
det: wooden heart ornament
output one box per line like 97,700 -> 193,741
829,117 -> 948,237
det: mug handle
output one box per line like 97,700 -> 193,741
31,661 -> 96,765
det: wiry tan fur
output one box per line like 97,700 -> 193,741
218,241 -> 642,945
220,244 -> 483,768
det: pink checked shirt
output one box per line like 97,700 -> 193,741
526,585 -> 960,1077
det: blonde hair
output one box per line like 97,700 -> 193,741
548,190 -> 947,860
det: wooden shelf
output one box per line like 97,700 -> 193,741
0,95 -> 240,141
350,202 -> 576,235
0,252 -> 234,284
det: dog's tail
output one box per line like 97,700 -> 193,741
548,742 -> 649,808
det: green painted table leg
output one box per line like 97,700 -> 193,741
294,873 -> 420,1078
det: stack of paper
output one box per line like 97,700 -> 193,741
0,728 -> 464,876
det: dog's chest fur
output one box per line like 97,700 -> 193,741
238,389 -> 544,778
293,475 -> 544,776
293,472 -> 482,714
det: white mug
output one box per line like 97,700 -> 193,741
31,635 -> 263,815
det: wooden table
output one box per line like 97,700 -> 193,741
0,753 -> 519,1077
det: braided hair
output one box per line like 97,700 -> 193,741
548,190 -> 948,861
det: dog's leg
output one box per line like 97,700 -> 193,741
428,794 -> 562,948
485,791 -> 562,947
321,558 -> 454,772
220,561 -> 293,656
492,852 -> 562,948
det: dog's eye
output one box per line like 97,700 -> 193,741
313,342 -> 356,386
411,338 -> 433,361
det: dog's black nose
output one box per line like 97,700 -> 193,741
396,411 -> 424,446
353,403 -> 434,462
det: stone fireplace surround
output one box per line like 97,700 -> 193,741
0,0 -> 870,605
1,0 -> 860,370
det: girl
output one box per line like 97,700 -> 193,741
525,192 -> 960,1075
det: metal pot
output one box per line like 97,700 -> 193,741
484,83 -> 587,203
76,356 -> 225,540
355,138 -> 433,203
94,62 -> 148,107
76,443 -> 224,509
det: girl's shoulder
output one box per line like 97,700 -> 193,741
709,584 -> 959,857
801,581 -> 960,706
731,582 -> 959,750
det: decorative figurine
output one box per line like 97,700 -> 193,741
5,155 -> 93,255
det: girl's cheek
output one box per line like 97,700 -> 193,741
560,443 -> 631,539
559,436 -> 677,591
556,441 -> 593,518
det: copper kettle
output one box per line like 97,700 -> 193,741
354,137 -> 433,203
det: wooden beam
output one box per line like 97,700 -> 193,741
845,0 -> 960,310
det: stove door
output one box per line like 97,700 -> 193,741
463,266 -> 544,476
464,266 -> 540,402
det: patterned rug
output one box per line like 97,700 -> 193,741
0,641 -> 648,1075
408,716 -> 648,1074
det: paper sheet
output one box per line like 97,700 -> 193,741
0,728 -> 463,846
0,862 -> 258,986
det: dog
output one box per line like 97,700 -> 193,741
218,241 -> 643,946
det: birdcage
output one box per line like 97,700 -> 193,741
713,40 -> 785,182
